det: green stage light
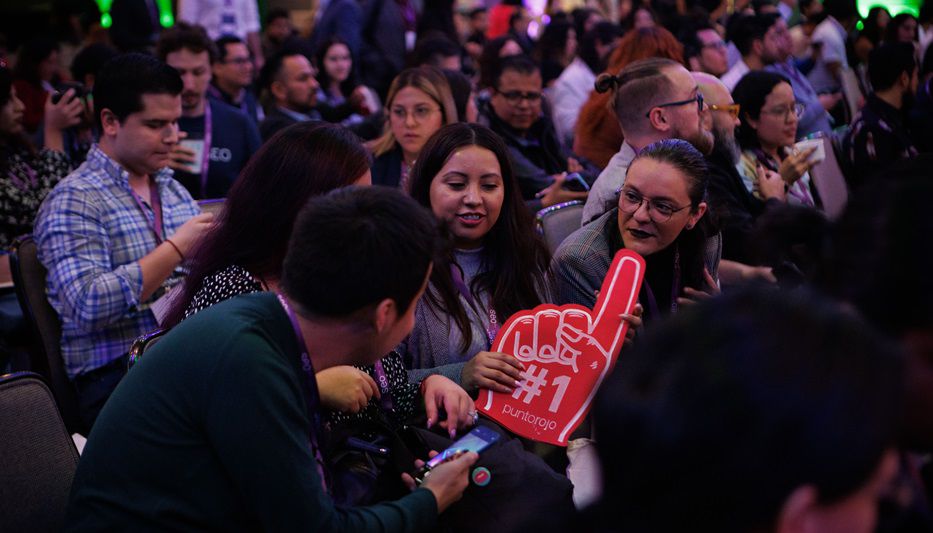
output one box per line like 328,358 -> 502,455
858,0 -> 920,18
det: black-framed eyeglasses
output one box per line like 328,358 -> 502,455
702,40 -> 728,50
223,57 -> 252,66
496,89 -> 543,104
645,92 -> 704,118
618,188 -> 691,222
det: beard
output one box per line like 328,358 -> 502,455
711,123 -> 741,165
181,91 -> 202,110
673,124 -> 715,156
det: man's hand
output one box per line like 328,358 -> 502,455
756,162 -> 787,201
169,212 -> 215,257
676,268 -> 721,307
44,89 -> 84,131
403,451 -> 478,513
461,351 -> 525,393
168,131 -> 198,173
421,375 -> 476,437
317,365 -> 379,413
537,173 -> 587,207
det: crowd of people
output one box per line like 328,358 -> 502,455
0,0 -> 931,531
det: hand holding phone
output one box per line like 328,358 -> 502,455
413,425 -> 500,485
417,451 -> 478,512
562,172 -> 590,192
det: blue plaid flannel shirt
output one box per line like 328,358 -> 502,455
34,145 -> 200,378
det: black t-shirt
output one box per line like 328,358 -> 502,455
175,100 -> 262,199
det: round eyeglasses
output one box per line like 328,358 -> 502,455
618,188 -> 691,222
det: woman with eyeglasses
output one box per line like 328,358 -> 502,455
367,66 -> 458,191
552,138 -> 718,325
732,71 -> 818,207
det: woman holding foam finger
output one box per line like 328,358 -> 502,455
403,123 -> 551,396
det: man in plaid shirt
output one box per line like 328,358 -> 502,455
34,54 -> 214,428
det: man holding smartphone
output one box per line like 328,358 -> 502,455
66,187 -> 478,531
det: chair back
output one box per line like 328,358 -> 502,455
536,201 -> 585,254
198,198 -> 226,217
127,328 -> 167,370
808,136 -> 849,220
1,253 -> 13,290
840,69 -> 863,123
0,371 -> 79,533
10,236 -> 86,435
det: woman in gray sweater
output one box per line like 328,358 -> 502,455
403,123 -> 551,395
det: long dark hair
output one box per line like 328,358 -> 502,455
0,66 -> 34,173
884,13 -> 919,44
314,37 -> 362,99
164,121 -> 370,327
732,70 -> 791,152
409,123 -> 550,351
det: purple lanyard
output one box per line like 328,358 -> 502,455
276,293 -> 329,492
128,179 -> 164,243
8,163 -> 38,191
372,361 -> 394,412
199,103 -> 213,199
450,264 -> 499,348
642,246 -> 680,320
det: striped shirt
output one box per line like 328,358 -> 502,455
34,144 -> 199,378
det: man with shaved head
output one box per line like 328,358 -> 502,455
694,72 -> 787,264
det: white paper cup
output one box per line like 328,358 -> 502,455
794,138 -> 825,165
178,138 -> 205,174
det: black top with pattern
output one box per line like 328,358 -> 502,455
0,146 -> 71,248
183,264 -> 420,427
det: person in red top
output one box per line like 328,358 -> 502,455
487,1 -> 521,39
12,37 -> 62,135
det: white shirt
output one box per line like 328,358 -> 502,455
550,57 -> 596,147
920,24 -> 932,63
720,58 -> 750,92
177,0 -> 260,40
581,141 -> 638,225
808,16 -> 848,93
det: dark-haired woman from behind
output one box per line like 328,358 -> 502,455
166,121 -> 474,434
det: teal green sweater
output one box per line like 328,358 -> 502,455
66,292 -> 437,531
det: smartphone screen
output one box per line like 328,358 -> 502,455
425,426 -> 500,469
414,426 -> 500,484
563,172 -> 590,192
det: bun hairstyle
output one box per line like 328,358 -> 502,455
598,57 -> 681,131
594,72 -> 620,93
